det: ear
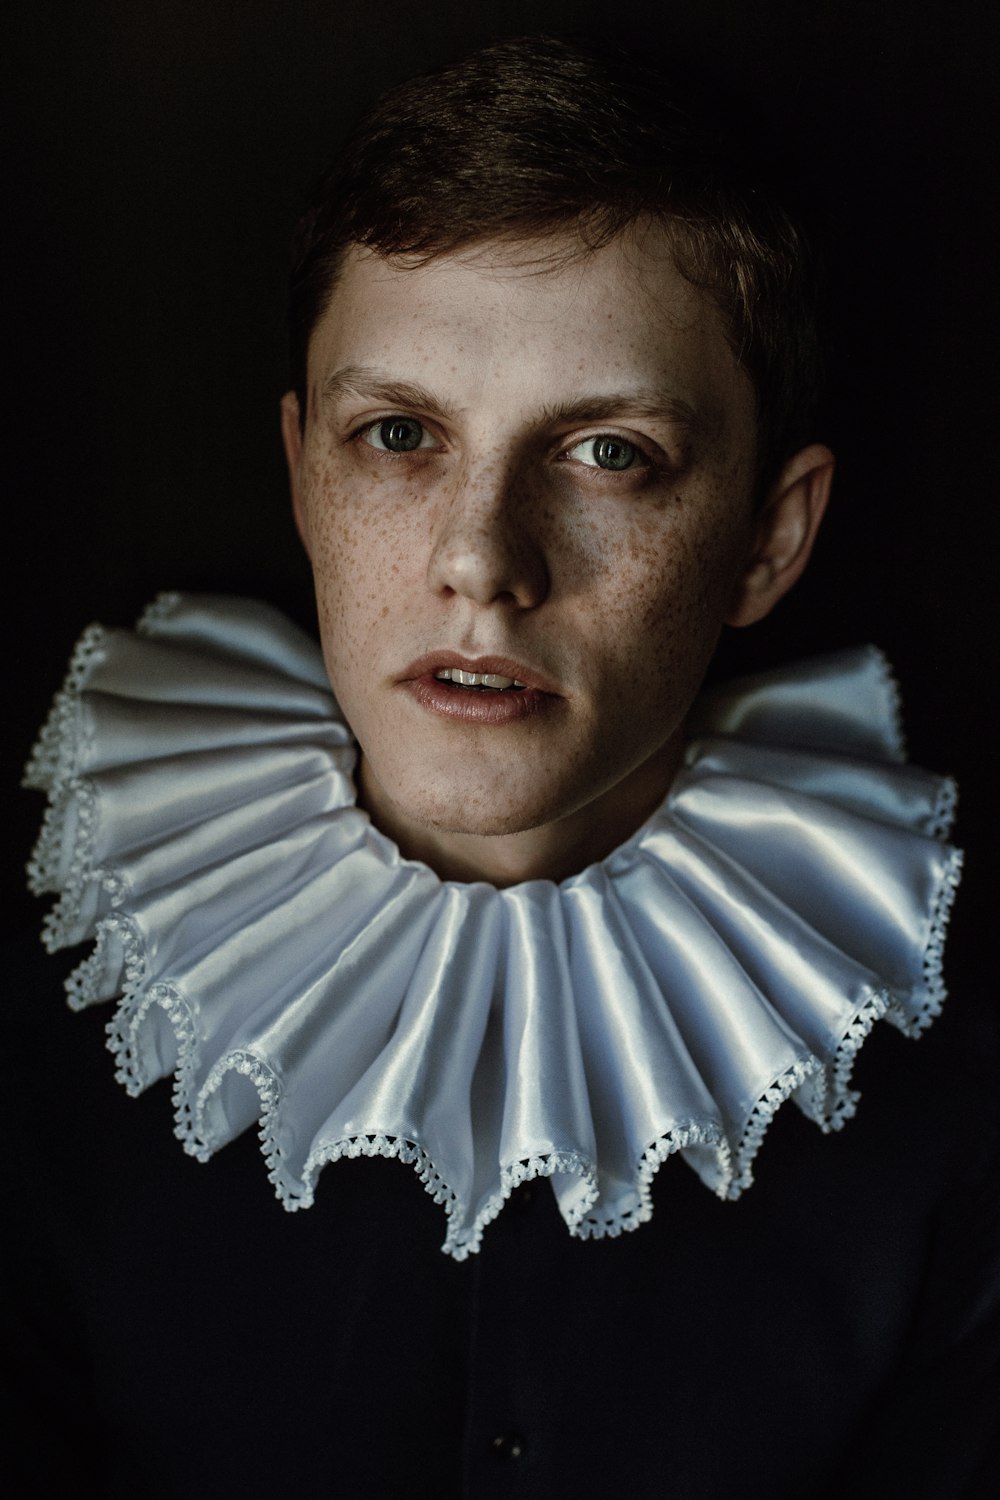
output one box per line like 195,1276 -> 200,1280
280,390 -> 310,555
726,443 -> 834,627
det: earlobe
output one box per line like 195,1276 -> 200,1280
280,390 -> 310,555
727,443 -> 835,627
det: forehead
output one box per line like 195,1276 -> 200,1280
307,229 -> 755,442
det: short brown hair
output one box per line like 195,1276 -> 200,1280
289,35 -> 823,489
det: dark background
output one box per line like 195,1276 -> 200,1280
5,0 -> 996,940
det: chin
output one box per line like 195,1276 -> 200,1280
407,790 -> 560,840
425,809 -> 549,839
373,763 -> 577,842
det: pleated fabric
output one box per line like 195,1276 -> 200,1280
25,594 -> 962,1258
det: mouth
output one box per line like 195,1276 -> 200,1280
432,666 -> 527,693
401,651 -> 558,693
399,652 -> 560,724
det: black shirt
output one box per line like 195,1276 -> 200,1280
5,932 -> 999,1498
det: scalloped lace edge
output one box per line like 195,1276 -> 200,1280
138,592 -> 182,633
929,775 -> 958,840
23,622 -> 111,946
28,777 -> 103,952
887,844 -> 963,1037
869,646 -> 907,761
24,600 -> 183,916
66,911 -> 147,1016
726,1053 -> 826,1200
59,837 -> 962,1259
79,960 -> 930,1259
187,1040 -> 606,1261
23,623 -> 107,790
26,610 -> 962,1256
211,1048 -> 733,1260
307,1138 -> 602,1261
821,988 -> 890,1128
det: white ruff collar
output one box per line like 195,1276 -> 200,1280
26,594 -> 961,1259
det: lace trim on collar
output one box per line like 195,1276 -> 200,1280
26,594 -> 961,1258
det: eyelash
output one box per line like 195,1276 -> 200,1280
562,435 -> 650,473
348,415 -> 668,477
350,416 -> 439,453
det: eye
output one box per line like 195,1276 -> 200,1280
360,417 -> 436,453
565,435 -> 648,472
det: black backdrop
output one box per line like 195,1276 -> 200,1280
5,0 -> 996,940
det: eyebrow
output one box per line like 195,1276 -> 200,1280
321,366 -> 457,424
537,393 -> 706,436
320,364 -> 707,437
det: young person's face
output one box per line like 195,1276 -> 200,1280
282,229 -> 830,884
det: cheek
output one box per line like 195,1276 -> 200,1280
300,451 -> 424,681
583,490 -> 749,697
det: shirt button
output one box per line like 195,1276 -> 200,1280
491,1433 -> 525,1461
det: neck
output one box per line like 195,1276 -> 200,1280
357,735 -> 684,887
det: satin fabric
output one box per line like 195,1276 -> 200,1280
25,594 -> 961,1258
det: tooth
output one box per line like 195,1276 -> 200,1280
433,667 -> 527,690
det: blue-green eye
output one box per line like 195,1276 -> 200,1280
567,435 -> 647,471
363,417 -> 431,453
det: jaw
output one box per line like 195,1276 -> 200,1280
355,726 -> 685,886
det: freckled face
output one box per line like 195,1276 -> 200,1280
289,231 -> 759,866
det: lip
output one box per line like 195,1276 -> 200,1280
398,650 -> 562,726
399,651 -> 561,696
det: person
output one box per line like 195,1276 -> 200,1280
10,34 -> 998,1498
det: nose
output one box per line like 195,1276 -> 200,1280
426,464 -> 550,609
